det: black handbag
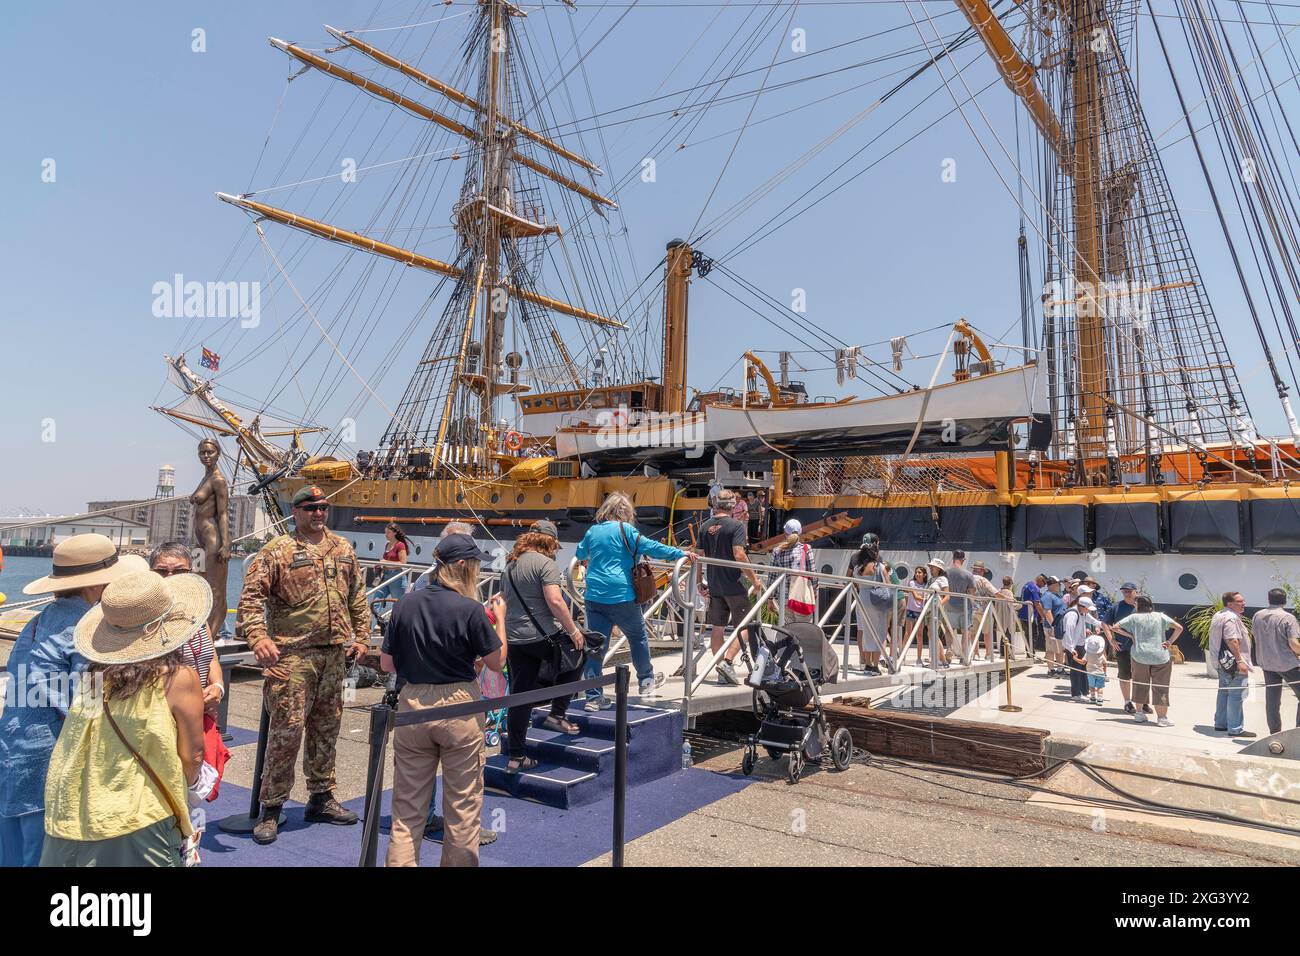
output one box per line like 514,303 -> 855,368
505,564 -> 584,681
620,523 -> 658,605
1217,642 -> 1241,676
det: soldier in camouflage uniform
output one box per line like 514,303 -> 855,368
237,485 -> 371,844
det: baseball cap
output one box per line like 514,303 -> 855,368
1078,585 -> 1094,595
1121,582 -> 1138,592
1077,596 -> 1095,609
292,485 -> 328,507
531,519 -> 559,540
435,533 -> 494,564
783,518 -> 802,535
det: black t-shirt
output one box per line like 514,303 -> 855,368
700,514 -> 749,596
383,581 -> 501,685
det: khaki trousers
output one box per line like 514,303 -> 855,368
385,681 -> 486,868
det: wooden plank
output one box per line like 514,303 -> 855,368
752,511 -> 862,553
823,697 -> 1049,776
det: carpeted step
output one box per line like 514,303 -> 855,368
483,756 -> 603,809
480,703 -> 685,808
515,727 -> 615,772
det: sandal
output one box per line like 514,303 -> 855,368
506,756 -> 540,774
541,715 -> 580,735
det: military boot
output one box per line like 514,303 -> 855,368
253,806 -> 282,845
304,791 -> 359,825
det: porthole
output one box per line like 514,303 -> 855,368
516,494 -> 525,504
1178,572 -> 1199,591
543,493 -> 552,504
367,541 -> 374,552
491,493 -> 499,504
821,564 -> 833,575
415,545 -> 422,555
391,494 -> 398,503
456,493 -> 464,503
412,493 -> 419,502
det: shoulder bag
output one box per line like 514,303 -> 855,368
620,523 -> 659,605
506,564 -> 584,681
786,544 -> 817,616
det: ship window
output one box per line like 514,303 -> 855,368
821,565 -> 833,575
368,541 -> 373,552
545,398 -> 554,407
412,493 -> 419,502
491,493 -> 499,504
557,396 -> 570,409
1178,572 -> 1199,591
517,494 -> 525,504
457,493 -> 464,503
391,494 -> 398,503
544,493 -> 552,504
415,545 -> 422,555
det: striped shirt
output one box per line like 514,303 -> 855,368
180,624 -> 215,689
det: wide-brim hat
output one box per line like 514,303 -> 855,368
926,557 -> 946,571
23,535 -> 149,595
74,570 -> 212,665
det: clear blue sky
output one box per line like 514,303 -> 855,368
2,0 -> 1297,514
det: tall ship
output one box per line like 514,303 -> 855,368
156,0 -> 1300,617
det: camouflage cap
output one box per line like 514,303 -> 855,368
292,485 -> 328,507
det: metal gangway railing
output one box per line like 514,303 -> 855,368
562,552 -> 1031,709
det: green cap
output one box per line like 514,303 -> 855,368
292,485 -> 327,507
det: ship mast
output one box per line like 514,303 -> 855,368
218,5 -> 622,478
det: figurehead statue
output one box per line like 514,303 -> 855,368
191,437 -> 231,638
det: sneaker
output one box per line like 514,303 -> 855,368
304,791 -> 359,825
716,661 -> 740,686
1141,704 -> 1153,715
584,696 -> 614,712
1156,717 -> 1174,727
253,806 -> 282,845
639,672 -> 666,698
1072,695 -> 1088,702
1133,712 -> 1149,723
1124,700 -> 1136,715
1231,730 -> 1257,739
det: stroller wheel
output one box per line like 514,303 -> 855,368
831,727 -> 853,771
486,732 -> 500,747
786,749 -> 804,784
741,740 -> 756,776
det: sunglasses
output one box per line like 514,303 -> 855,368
298,503 -> 330,513
153,567 -> 191,577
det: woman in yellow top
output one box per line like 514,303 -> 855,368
41,570 -> 207,867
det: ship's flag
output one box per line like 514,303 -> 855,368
201,348 -> 220,372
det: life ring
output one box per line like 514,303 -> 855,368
504,430 -> 524,452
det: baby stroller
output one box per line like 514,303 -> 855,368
740,622 -> 854,783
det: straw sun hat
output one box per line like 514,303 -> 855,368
22,533 -> 149,595
74,570 -> 212,666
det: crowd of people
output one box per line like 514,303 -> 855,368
0,533 -> 230,867
6,484 -> 1300,871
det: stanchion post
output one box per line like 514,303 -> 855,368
612,665 -> 630,868
359,701 -> 395,868
999,637 -> 1023,713
218,698 -> 284,833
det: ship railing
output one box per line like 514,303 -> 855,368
603,553 -> 1031,706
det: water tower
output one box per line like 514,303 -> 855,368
155,464 -> 176,499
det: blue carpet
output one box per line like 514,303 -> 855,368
218,725 -> 260,749
200,768 -> 751,867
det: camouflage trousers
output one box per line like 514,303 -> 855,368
260,645 -> 348,807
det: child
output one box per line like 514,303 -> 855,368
1081,628 -> 1108,704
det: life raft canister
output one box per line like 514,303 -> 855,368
504,430 -> 524,452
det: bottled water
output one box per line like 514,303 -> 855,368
681,740 -> 693,769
